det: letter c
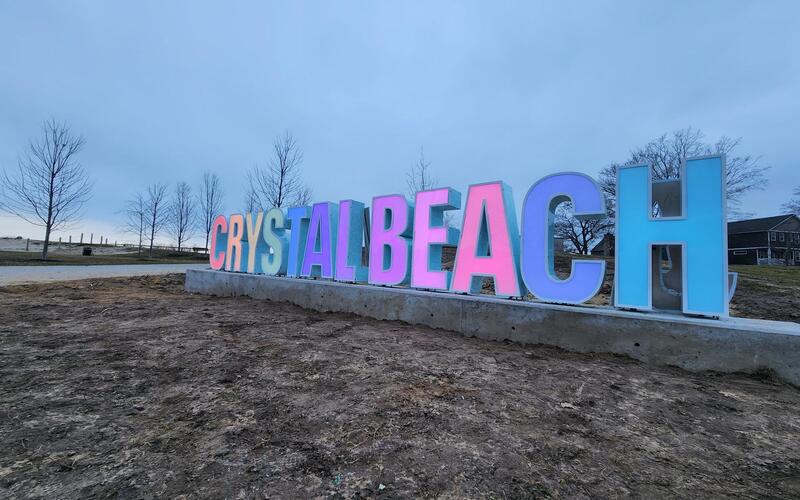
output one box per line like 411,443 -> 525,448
209,215 -> 228,270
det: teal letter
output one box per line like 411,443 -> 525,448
286,206 -> 311,277
615,156 -> 728,317
261,208 -> 289,275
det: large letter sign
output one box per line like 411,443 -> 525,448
225,213 -> 246,272
207,155 -> 734,319
615,156 -> 729,317
369,194 -> 414,286
335,200 -> 368,282
244,212 -> 266,274
520,173 -> 606,304
451,182 -> 524,298
209,214 -> 228,271
301,202 -> 338,279
286,206 -> 311,278
411,188 -> 460,291
262,208 -> 289,276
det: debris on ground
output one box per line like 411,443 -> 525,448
0,274 -> 798,497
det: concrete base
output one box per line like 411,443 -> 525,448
185,269 -> 800,385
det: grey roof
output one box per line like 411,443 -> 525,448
590,233 -> 614,253
727,214 -> 798,234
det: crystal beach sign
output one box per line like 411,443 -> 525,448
208,156 -> 734,318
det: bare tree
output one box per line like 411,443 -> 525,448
554,202 -> 613,255
294,185 -> 313,206
243,187 -> 259,214
599,128 -> 769,220
406,146 -> 437,197
144,183 -> 169,257
169,182 -> 195,252
198,171 -> 224,250
783,186 -> 800,215
405,146 -> 458,227
122,192 -> 147,255
0,119 -> 92,260
246,131 -> 312,209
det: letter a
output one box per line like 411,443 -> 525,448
450,182 -> 523,297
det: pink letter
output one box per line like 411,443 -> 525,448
368,194 -> 413,286
450,182 -> 524,297
209,215 -> 227,271
411,188 -> 461,290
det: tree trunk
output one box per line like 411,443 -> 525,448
43,175 -> 55,260
580,226 -> 588,255
149,228 -> 155,257
42,225 -> 51,261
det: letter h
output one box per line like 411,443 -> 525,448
615,156 -> 730,317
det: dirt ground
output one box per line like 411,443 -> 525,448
1,275 -> 799,499
728,265 -> 800,323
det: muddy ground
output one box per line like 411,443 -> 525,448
1,275 -> 799,498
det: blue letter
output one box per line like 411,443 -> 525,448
615,156 -> 728,317
521,173 -> 606,304
286,206 -> 311,277
301,202 -> 338,279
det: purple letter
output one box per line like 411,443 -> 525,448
368,194 -> 413,286
520,173 -> 606,303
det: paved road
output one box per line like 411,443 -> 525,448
0,264 -> 208,286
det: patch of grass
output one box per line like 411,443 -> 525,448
0,250 -> 208,266
731,265 -> 800,289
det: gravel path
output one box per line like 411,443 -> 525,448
0,263 -> 208,285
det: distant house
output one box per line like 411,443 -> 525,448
590,233 -> 614,257
728,214 -> 800,265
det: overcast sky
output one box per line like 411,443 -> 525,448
1,1 -> 798,244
